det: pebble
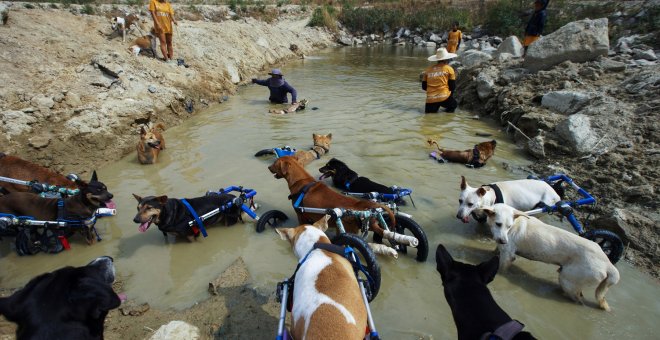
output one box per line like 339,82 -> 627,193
148,85 -> 157,93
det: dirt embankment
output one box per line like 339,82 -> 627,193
0,3 -> 332,174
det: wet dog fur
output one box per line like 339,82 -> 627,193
293,133 -> 332,167
0,256 -> 121,340
435,244 -> 536,340
0,153 -> 77,193
137,123 -> 166,164
132,193 -> 241,240
427,138 -> 497,166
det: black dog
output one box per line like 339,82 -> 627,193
436,244 -> 536,340
318,158 -> 406,205
132,192 -> 241,239
0,256 -> 121,340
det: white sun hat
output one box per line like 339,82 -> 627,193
428,47 -> 458,61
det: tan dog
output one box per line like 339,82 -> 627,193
137,123 -> 166,164
276,216 -> 368,339
128,28 -> 157,57
293,133 -> 332,167
427,138 -> 497,167
269,156 -> 419,258
269,99 -> 308,114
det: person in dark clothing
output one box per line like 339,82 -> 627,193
422,48 -> 458,113
251,69 -> 298,104
523,0 -> 549,54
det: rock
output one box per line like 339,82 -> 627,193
423,41 -> 436,48
621,72 -> 660,94
403,29 -> 411,37
599,58 -> 626,72
541,91 -> 592,114
337,33 -> 352,46
624,184 -> 654,198
500,68 -> 527,84
459,50 -> 492,69
633,59 -> 656,67
475,72 -> 495,100
632,49 -> 657,61
91,76 -> 116,89
31,95 -> 55,110
53,93 -> 65,103
119,302 -> 150,316
147,85 -> 157,93
66,92 -> 82,107
0,110 -> 37,137
495,52 -> 514,63
352,37 -> 363,45
495,36 -> 524,58
527,134 -> 545,158
255,37 -> 269,49
479,41 -> 497,55
28,136 -> 51,149
150,321 -> 200,340
524,18 -> 609,71
592,208 -> 654,250
209,257 -> 249,294
224,62 -> 240,84
429,33 -> 442,43
555,113 -> 599,154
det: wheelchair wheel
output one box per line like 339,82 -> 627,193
332,233 -> 381,302
374,215 -> 429,262
15,229 -> 42,256
583,229 -> 624,264
256,210 -> 288,233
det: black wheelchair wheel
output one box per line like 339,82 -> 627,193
15,229 -> 42,256
374,215 -> 429,262
332,233 -> 381,302
42,230 -> 65,254
583,229 -> 624,264
256,210 -> 288,233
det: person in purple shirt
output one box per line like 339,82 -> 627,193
251,69 -> 298,104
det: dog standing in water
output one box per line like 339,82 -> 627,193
137,123 -> 166,164
0,153 -> 78,193
427,138 -> 497,167
276,216 -> 368,339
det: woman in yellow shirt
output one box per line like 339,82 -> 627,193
149,0 -> 178,62
422,48 -> 458,113
446,21 -> 462,53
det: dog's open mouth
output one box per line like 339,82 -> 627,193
138,216 -> 154,233
102,200 -> 117,209
318,171 -> 333,180
147,142 -> 161,150
461,216 -> 469,223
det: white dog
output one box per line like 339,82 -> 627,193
111,15 -> 141,42
480,203 -> 620,311
456,176 -> 561,223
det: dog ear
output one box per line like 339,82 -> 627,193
312,133 -> 318,139
513,210 -> 530,220
90,170 -> 98,182
460,176 -> 467,190
476,187 -> 487,197
435,244 -> 455,282
275,228 -> 293,242
327,133 -> 332,139
70,277 -> 121,319
157,195 -> 168,204
140,126 -> 148,135
280,158 -> 290,177
478,207 -> 495,217
312,215 -> 330,232
477,255 -> 500,284
132,193 -> 142,202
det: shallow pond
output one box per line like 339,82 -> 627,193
1,46 -> 659,339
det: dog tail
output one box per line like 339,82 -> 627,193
154,123 -> 166,131
595,264 -> 620,311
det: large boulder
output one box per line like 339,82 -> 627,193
541,91 -> 592,114
1,110 -> 37,137
555,113 -> 598,154
459,50 -> 492,69
476,71 -> 496,100
150,321 -> 199,340
495,36 -> 524,58
524,18 -> 609,71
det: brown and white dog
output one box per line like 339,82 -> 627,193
129,28 -> 158,57
276,216 -> 368,339
293,133 -> 332,167
427,138 -> 497,168
137,123 -> 166,164
111,14 -> 141,42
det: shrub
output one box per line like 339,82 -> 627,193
81,4 -> 94,15
484,0 -> 523,37
308,5 -> 337,31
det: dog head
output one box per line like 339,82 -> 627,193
140,125 -> 162,150
77,171 -> 115,209
318,158 -> 346,180
477,204 -> 529,245
132,194 -> 168,232
268,156 -> 299,180
276,215 -> 330,259
474,140 -> 497,165
456,176 -> 491,223
312,133 -> 332,151
110,16 -> 123,30
436,244 -> 499,289
0,256 -> 121,339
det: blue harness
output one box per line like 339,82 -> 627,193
181,199 -> 208,237
289,181 -> 317,208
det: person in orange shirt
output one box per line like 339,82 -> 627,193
422,48 -> 458,113
446,21 -> 462,53
149,0 -> 177,62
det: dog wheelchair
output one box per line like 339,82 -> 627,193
342,188 -> 429,262
526,174 -> 625,264
0,208 -> 116,256
275,242 -> 381,340
194,186 -> 288,235
0,175 -> 80,198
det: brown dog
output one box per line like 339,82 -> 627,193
293,133 -> 332,167
269,156 -> 419,258
0,153 -> 77,193
427,138 -> 497,168
137,123 -> 166,164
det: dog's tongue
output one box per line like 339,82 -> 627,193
462,216 -> 470,223
104,200 -> 117,210
319,173 -> 329,180
117,292 -> 128,303
138,221 -> 151,233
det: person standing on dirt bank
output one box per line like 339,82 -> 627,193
149,0 -> 177,62
252,69 -> 298,104
422,48 -> 458,113
523,0 -> 549,54
446,21 -> 462,53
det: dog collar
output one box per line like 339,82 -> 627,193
480,320 -> 525,340
288,181 -> 316,208
483,184 -> 504,204
468,145 -> 484,168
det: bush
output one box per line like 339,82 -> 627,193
308,5 -> 337,31
484,0 -> 524,37
81,4 -> 94,15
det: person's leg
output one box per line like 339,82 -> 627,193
425,102 -> 441,113
440,96 -> 458,113
157,32 -> 168,60
165,33 -> 173,60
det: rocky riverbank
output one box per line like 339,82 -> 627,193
0,2 -> 332,175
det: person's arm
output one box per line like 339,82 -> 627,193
252,79 -> 269,86
422,81 -> 427,91
286,83 -> 297,103
149,0 -> 159,32
170,5 -> 177,26
456,31 -> 462,50
448,79 -> 456,92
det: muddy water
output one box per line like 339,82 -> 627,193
1,46 -> 659,339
